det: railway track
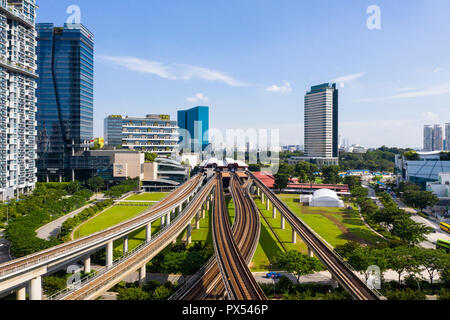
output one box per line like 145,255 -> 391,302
211,174 -> 266,300
248,172 -> 380,301
54,175 -> 217,300
174,173 -> 262,300
0,174 -> 204,280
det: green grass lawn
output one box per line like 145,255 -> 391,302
251,197 -> 308,272
125,192 -> 168,201
278,194 -> 385,247
177,206 -> 213,248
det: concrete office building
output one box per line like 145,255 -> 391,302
302,83 -> 339,166
104,114 -> 179,157
0,0 -> 38,201
36,23 -> 94,182
177,106 -> 209,152
433,124 -> 443,151
423,125 -> 433,152
445,123 -> 450,151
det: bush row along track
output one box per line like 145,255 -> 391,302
52,176 -> 217,300
248,172 -> 380,300
173,173 -> 262,300
0,175 -> 204,287
211,174 -> 266,300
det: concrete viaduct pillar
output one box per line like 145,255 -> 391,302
30,276 -> 42,300
206,199 -> 210,211
166,212 -> 171,226
161,215 -> 165,226
187,223 -> 192,244
281,215 -> 285,230
146,222 -> 152,242
202,204 -> 206,219
261,193 -> 265,204
273,206 -> 277,219
106,241 -> 113,268
16,286 -> 26,300
179,204 -> 182,214
257,188 -> 260,197
84,256 -> 91,273
266,199 -> 270,211
292,230 -> 297,244
123,236 -> 129,254
308,247 -> 314,258
139,265 -> 146,287
195,212 -> 200,229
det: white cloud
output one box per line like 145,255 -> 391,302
433,67 -> 443,73
264,81 -> 292,93
395,87 -> 416,92
186,93 -> 208,103
421,112 -> 438,122
332,72 -> 365,88
357,83 -> 450,102
98,55 -> 247,87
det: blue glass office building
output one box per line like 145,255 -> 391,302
36,23 -> 94,181
177,106 -> 209,151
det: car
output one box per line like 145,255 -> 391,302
265,272 -> 282,279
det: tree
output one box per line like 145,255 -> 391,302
416,249 -> 449,285
334,241 -> 361,259
273,174 -> 289,192
321,166 -> 341,184
275,250 -> 323,284
390,218 -> 433,246
351,186 -> 368,198
43,276 -> 67,296
403,150 -> 420,161
145,152 -> 158,163
403,191 -> 438,212
87,176 -> 104,193
344,176 -> 362,191
152,285 -> 172,300
387,246 -> 419,284
347,247 -> 388,282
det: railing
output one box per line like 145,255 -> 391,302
0,177 -> 204,279
47,178 -> 215,300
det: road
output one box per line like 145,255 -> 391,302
36,194 -> 105,240
0,230 -> 11,264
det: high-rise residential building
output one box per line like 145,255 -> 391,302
36,23 -> 94,182
304,83 -> 339,161
445,123 -> 450,151
433,124 -> 443,151
104,114 -> 179,157
177,106 -> 210,152
423,125 -> 434,152
0,1 -> 38,201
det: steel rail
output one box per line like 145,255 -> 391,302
211,174 -> 266,300
0,175 -> 204,280
173,173 -> 262,300
52,176 -> 217,300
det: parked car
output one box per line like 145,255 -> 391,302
265,272 -> 282,279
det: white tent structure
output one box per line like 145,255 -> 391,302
309,189 -> 345,208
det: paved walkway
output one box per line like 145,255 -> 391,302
36,194 -> 105,240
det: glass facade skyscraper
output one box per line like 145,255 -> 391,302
304,83 -> 339,159
36,23 -> 94,181
177,106 -> 209,152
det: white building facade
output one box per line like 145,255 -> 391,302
304,83 -> 339,164
0,0 -> 38,201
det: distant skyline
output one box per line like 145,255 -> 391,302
36,0 -> 450,148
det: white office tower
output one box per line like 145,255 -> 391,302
423,125 -> 433,152
433,124 -> 443,151
0,0 -> 38,201
445,123 -> 450,151
304,83 -> 338,159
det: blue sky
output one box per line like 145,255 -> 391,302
37,0 -> 450,148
